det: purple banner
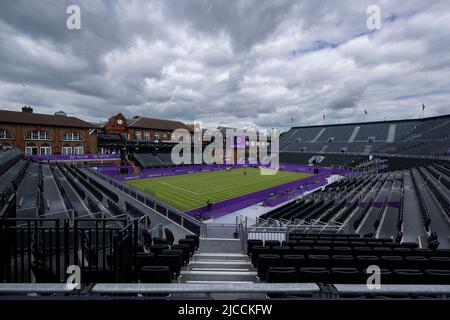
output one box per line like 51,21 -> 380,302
96,165 -> 132,176
118,164 -> 249,181
27,153 -> 121,161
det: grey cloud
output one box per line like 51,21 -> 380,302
0,0 -> 449,129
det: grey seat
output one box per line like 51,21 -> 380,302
267,267 -> 297,283
140,266 -> 171,283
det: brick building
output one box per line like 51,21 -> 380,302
98,113 -> 193,154
0,107 -> 97,155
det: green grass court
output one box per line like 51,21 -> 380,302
125,167 -> 311,211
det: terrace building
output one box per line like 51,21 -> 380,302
0,106 -> 97,155
98,113 -> 194,154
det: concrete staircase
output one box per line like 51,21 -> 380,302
348,126 -> 360,142
180,239 -> 257,284
312,128 -> 326,142
387,124 -> 396,143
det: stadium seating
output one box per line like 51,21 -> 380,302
248,237 -> 450,284
133,152 -> 183,167
1,113 -> 449,299
280,115 -> 450,170
134,153 -> 160,167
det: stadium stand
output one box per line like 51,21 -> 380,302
280,114 -> 450,171
1,114 -> 450,300
248,234 -> 450,284
134,153 -> 162,167
133,152 -> 193,167
1,155 -> 197,284
258,163 -> 450,249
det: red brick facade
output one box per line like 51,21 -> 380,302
104,113 -> 192,142
0,107 -> 97,155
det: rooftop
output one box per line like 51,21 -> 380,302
0,107 -> 93,128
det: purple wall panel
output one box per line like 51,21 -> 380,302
27,153 -> 120,161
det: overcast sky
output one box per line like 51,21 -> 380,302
0,0 -> 449,129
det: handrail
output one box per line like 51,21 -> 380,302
1,283 -> 449,297
0,283 -> 77,294
334,284 -> 450,297
148,223 -> 164,238
92,283 -> 320,294
85,168 -> 201,235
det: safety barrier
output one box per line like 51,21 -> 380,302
86,168 -> 201,235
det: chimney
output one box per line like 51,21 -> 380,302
22,106 -> 33,113
54,110 -> 67,117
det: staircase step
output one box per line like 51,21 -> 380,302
189,261 -> 252,269
198,238 -> 242,253
193,253 -> 249,261
181,270 -> 257,282
191,268 -> 251,272
185,281 -> 255,284
312,128 -> 325,142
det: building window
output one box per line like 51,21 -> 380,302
40,144 -> 52,155
25,131 -> 52,141
162,133 -> 168,140
25,143 -> 38,156
62,144 -> 72,155
62,132 -> 83,141
0,129 -> 13,140
144,132 -> 150,141
155,132 -> 160,140
74,144 -> 84,155
135,131 -> 141,140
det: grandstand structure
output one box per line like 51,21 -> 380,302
280,114 -> 450,166
1,112 -> 450,300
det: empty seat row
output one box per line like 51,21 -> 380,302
249,245 -> 449,265
137,250 -> 183,278
289,233 -> 364,240
265,267 -> 450,284
137,233 -> 200,282
248,239 -> 405,253
289,239 -> 398,245
247,240 -> 449,257
256,254 -> 450,280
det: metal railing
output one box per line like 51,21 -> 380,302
0,216 -> 135,283
1,283 -> 450,298
243,216 -> 349,243
200,219 -> 240,239
86,168 -> 201,235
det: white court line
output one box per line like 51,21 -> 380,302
156,181 -> 200,195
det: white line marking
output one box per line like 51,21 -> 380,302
156,181 -> 200,195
